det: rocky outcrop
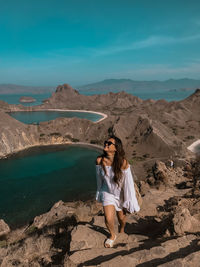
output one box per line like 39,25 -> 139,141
0,100 -> 11,112
0,162 -> 200,266
0,220 -> 10,237
0,111 -> 39,158
173,207 -> 200,235
19,96 -> 36,103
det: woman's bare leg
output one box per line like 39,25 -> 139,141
103,205 -> 116,240
116,209 -> 126,233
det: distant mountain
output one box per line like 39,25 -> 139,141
77,78 -> 200,93
0,84 -> 55,94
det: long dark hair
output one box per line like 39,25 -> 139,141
100,135 -> 126,186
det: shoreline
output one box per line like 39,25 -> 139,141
43,109 -> 108,123
0,141 -> 103,160
187,139 -> 200,153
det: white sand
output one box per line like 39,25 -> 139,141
39,109 -> 108,123
187,139 -> 200,153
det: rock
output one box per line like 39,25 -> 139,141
32,200 -> 102,230
139,180 -> 150,195
147,176 -> 155,186
153,160 -> 169,185
0,219 -> 10,237
173,207 -> 200,235
70,224 -> 106,251
33,200 -> 77,229
19,96 -> 36,103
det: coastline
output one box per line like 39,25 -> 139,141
187,139 -> 200,153
43,109 -> 108,123
0,141 -> 103,160
27,108 -> 108,123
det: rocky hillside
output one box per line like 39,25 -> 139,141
0,160 -> 199,266
0,83 -> 199,179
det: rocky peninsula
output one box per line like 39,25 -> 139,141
0,83 -> 200,266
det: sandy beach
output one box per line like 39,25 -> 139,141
187,139 -> 200,153
43,108 -> 108,123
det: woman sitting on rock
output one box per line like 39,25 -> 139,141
95,135 -> 140,248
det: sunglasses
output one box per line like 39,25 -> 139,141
104,141 -> 115,147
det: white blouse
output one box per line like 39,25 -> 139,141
95,164 -> 140,213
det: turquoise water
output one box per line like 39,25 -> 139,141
7,110 -> 103,124
0,93 -> 52,106
0,145 -> 102,228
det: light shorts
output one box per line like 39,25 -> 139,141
100,191 -> 123,211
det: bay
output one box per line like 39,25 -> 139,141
0,145 -> 102,229
8,110 -> 103,124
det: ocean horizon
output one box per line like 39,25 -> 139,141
0,88 -> 195,106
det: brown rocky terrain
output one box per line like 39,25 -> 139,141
0,160 -> 199,266
0,83 -> 200,265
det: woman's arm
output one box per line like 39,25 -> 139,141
95,157 -> 102,202
122,166 -> 140,213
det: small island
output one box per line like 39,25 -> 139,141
19,96 -> 36,103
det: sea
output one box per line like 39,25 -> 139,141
0,89 -> 195,228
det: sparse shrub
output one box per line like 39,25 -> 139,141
40,133 -> 45,137
128,159 -> 134,165
143,153 -> 150,158
25,225 -> 38,234
132,156 -> 144,161
132,140 -> 137,144
49,132 -> 61,136
65,134 -> 72,139
186,136 -> 195,140
71,138 -> 79,142
90,140 -> 101,145
172,127 -> 177,135
0,240 -> 7,248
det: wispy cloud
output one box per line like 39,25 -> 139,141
89,34 -> 200,57
106,62 -> 200,80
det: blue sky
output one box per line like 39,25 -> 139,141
0,0 -> 200,86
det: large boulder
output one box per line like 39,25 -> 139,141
173,207 -> 200,235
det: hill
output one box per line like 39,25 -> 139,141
77,78 -> 200,94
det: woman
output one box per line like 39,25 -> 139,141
95,135 -> 140,248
